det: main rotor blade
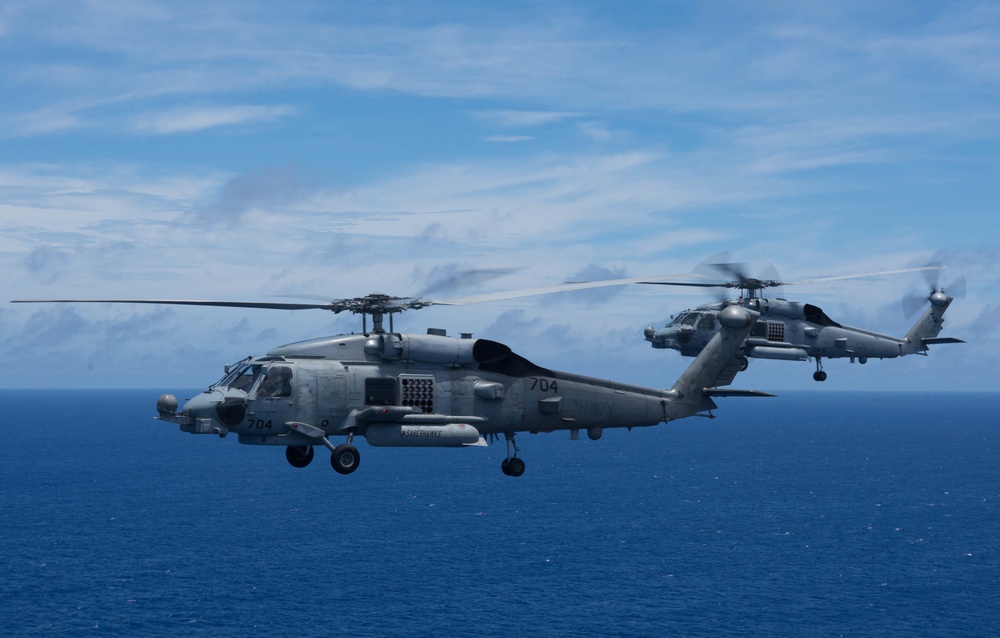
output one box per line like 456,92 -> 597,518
434,274 -> 699,305
11,274 -> 700,313
710,261 -> 752,284
11,299 -> 346,311
418,267 -> 522,297
638,280 -> 731,288
780,266 -> 942,286
640,280 -> 742,311
758,262 -> 785,298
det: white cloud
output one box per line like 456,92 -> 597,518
132,104 -> 297,134
576,121 -> 615,141
5,108 -> 86,137
483,135 -> 535,143
475,110 -> 580,127
2,147 -> 989,389
4,2 -> 1000,148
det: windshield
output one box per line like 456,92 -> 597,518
215,361 -> 263,391
669,312 -> 700,327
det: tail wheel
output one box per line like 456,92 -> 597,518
331,444 -> 360,474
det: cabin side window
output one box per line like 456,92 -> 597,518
365,377 -> 397,406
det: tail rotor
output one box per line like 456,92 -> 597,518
902,263 -> 966,318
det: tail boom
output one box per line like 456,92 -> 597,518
666,305 -> 765,420
903,292 -> 959,355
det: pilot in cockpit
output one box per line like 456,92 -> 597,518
257,367 -> 292,397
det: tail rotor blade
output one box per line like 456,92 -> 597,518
944,274 -> 966,300
901,265 -> 964,318
902,292 -> 929,318
922,261 -> 943,291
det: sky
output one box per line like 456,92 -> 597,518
1,0 -> 998,392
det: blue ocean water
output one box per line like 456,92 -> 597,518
1,390 -> 997,637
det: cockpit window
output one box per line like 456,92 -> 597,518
697,314 -> 716,331
256,366 -> 293,398
669,312 -> 697,326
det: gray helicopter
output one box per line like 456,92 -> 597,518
13,286 -> 772,476
641,262 -> 964,382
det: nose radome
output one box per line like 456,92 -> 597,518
157,394 -> 178,416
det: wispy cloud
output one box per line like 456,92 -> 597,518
196,164 -> 321,223
576,121 -> 615,141
4,2 -> 1000,146
131,104 -> 297,134
22,245 -> 71,282
4,107 -> 87,137
483,135 -> 535,143
475,110 -> 580,127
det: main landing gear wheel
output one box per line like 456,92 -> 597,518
285,445 -> 314,468
500,432 -> 525,476
501,457 -> 526,477
331,444 -> 360,475
813,358 -> 827,382
511,458 -> 525,476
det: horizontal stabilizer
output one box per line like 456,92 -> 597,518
922,337 -> 964,345
704,388 -> 777,398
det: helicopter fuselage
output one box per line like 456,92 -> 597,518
158,331 -> 699,457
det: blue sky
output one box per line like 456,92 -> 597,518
1,0 -> 997,391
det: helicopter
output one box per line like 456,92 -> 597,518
12,287 -> 773,477
640,261 -> 965,382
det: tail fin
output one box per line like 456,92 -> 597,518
902,292 -> 963,355
666,305 -> 771,420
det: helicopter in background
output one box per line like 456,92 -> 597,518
641,261 -> 964,382
13,286 -> 772,477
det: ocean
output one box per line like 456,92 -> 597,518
1,390 -> 997,637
